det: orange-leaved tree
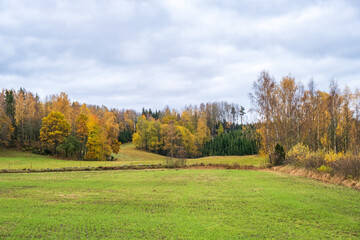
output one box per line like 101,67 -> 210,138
84,114 -> 111,161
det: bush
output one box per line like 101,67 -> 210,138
107,156 -> 117,161
286,143 -> 326,169
269,144 -> 285,166
329,156 -> 360,179
286,143 -> 310,163
166,158 -> 187,168
286,144 -> 360,179
56,136 -> 81,158
317,165 -> 333,173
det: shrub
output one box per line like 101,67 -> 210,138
269,143 -> 285,166
286,143 -> 326,169
107,156 -> 117,161
329,155 -> 360,179
166,158 -> 187,168
286,143 -> 310,163
317,165 -> 333,173
324,151 -> 344,163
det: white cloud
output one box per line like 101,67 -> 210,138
0,0 -> 359,111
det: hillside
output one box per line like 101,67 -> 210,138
0,143 -> 265,170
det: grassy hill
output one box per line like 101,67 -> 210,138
0,169 -> 359,239
0,143 -> 266,170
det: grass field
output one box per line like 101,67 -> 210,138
0,143 -> 266,170
0,169 -> 359,239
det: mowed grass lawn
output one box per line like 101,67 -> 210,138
0,169 -> 359,239
0,143 -> 266,170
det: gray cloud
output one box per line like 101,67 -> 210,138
0,0 -> 359,111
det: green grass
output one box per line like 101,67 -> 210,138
0,169 -> 359,239
0,143 -> 265,170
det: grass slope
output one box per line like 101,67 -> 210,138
0,169 -> 359,239
0,143 -> 265,170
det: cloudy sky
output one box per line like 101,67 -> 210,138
1,0 -> 360,111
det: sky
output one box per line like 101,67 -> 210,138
0,0 -> 360,112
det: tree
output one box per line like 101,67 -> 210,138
269,143 -> 285,166
328,80 -> 342,153
196,116 -> 210,151
104,111 -> 121,154
146,120 -> 162,152
277,75 -> 300,151
56,135 -> 81,158
250,71 -> 278,154
40,111 -> 71,154
5,90 -> 15,124
50,92 -> 71,121
133,116 -> 149,149
239,106 -> 246,125
75,113 -> 89,159
217,123 -> 224,135
0,108 -> 14,147
162,122 -> 179,158
84,115 -> 110,161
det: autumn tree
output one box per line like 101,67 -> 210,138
352,89 -> 360,153
250,71 -> 278,154
104,111 -> 121,154
0,92 -> 14,147
75,113 -> 89,159
277,75 -> 301,150
51,92 -> 71,120
40,111 -> 71,154
217,123 -> 224,135
84,114 -> 111,161
327,80 -> 342,153
195,116 -> 210,153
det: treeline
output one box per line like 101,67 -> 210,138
202,126 -> 260,156
250,71 -> 360,154
0,88 -> 256,159
132,104 -> 258,158
0,89 -> 124,160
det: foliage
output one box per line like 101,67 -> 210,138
287,143 -> 312,162
118,129 -> 133,143
56,135 -> 81,158
317,165 -> 333,173
287,143 -> 360,179
202,128 -> 259,156
329,156 -> 360,179
134,117 -> 200,158
84,115 -> 111,161
324,151 -> 344,163
269,143 -> 285,166
250,71 -> 360,155
166,158 -> 187,168
217,123 -> 224,135
40,111 -> 71,153
0,109 -> 14,147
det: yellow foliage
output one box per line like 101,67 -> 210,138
84,114 -> 110,161
40,111 -> 71,151
287,143 -> 310,161
324,151 -> 344,163
0,111 -> 14,147
132,132 -> 142,148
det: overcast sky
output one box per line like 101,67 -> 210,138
0,0 -> 360,111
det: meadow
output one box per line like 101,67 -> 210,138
0,143 -> 265,170
0,169 -> 359,239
